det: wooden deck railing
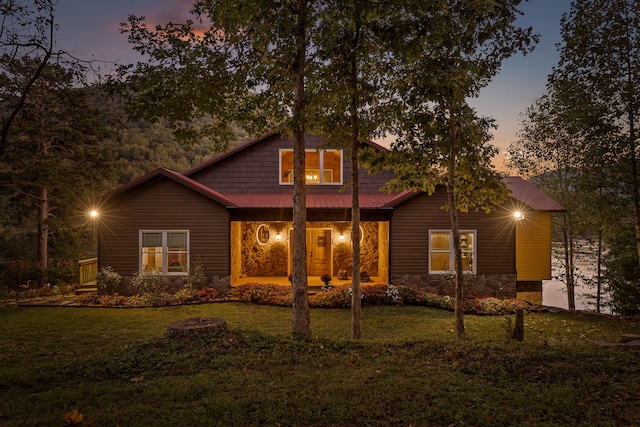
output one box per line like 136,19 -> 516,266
78,258 -> 98,285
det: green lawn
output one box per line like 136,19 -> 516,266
0,303 -> 638,426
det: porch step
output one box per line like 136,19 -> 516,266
75,280 -> 97,295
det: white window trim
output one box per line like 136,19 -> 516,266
279,148 -> 343,185
139,230 -> 190,275
428,230 -> 476,274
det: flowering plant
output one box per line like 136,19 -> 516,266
96,266 -> 122,295
386,284 -> 401,301
321,282 -> 334,292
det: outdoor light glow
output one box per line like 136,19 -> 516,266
90,210 -> 98,218
514,211 -> 525,221
339,233 -> 345,241
276,233 -> 281,241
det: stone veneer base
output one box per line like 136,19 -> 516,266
391,273 -> 517,299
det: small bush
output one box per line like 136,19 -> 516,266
45,258 -> 77,286
174,287 -> 219,304
130,271 -> 169,295
96,266 -> 122,295
0,260 -> 44,290
230,283 -> 293,306
185,258 -> 208,289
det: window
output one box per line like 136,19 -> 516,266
429,230 -> 476,274
140,230 -> 189,274
280,149 -> 342,185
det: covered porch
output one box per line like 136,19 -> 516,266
230,220 -> 389,287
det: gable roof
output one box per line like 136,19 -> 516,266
183,133 -> 276,177
183,132 -> 390,177
102,168 -> 236,207
502,176 -> 565,212
382,177 -> 566,212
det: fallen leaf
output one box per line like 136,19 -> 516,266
130,376 -> 144,383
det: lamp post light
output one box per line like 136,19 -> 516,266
514,211 -> 525,221
89,209 -> 99,258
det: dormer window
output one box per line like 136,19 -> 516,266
280,149 -> 343,185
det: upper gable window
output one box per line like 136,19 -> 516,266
280,149 -> 343,185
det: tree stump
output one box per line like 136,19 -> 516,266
511,308 -> 524,341
163,317 -> 227,339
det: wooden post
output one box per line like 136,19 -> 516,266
512,308 -> 524,341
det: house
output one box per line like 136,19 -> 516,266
96,133 -> 564,303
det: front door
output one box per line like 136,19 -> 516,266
307,229 -> 331,276
288,228 -> 332,277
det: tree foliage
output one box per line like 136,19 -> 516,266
0,0 -> 89,158
553,0 -> 640,263
0,60 -> 112,271
507,92 -> 614,311
509,0 -> 640,314
0,86 -> 225,263
114,0 -> 316,337
364,0 -> 537,338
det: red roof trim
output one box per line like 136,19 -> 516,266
224,193 -> 399,209
102,168 -> 236,207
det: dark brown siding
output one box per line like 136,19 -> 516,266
390,187 -> 516,276
98,176 -> 229,279
189,134 -> 396,195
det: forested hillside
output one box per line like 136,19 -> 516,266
94,93 -> 248,186
0,86 -> 247,263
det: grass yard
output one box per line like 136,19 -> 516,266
0,303 -> 639,426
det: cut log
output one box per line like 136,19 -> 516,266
164,317 -> 227,339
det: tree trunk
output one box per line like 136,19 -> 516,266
350,122 -> 361,339
447,106 -> 464,340
562,213 -> 576,311
37,186 -> 48,286
596,228 -> 602,313
350,2 -> 362,340
291,0 -> 310,338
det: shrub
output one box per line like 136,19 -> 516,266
185,258 -> 208,289
96,266 -> 122,295
230,283 -> 292,306
174,287 -> 219,304
45,258 -> 77,286
309,285 -> 352,307
130,271 -> 169,295
0,260 -> 44,290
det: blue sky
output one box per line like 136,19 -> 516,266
55,0 -> 572,169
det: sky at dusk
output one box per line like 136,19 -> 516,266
55,0 -> 572,170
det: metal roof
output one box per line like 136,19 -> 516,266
225,193 -> 401,209
503,176 -> 566,212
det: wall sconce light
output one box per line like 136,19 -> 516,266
276,232 -> 281,241
339,233 -> 345,242
514,211 -> 525,221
